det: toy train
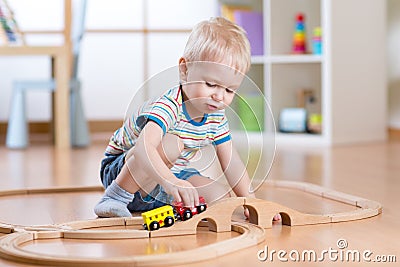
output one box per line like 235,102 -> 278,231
142,197 -> 207,231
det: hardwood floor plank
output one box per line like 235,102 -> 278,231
0,137 -> 399,266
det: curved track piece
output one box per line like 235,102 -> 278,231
0,221 -> 265,267
0,181 -> 382,266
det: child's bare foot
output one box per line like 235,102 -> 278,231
273,213 -> 281,221
244,209 -> 282,221
244,207 -> 250,219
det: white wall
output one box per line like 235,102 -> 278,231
2,0 -> 397,133
330,0 -> 387,144
0,0 -> 217,122
388,0 -> 400,129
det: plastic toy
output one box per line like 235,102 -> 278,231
307,113 -> 322,133
279,108 -> 307,133
142,205 -> 175,231
141,196 -> 207,231
312,27 -> 322,54
292,13 -> 307,54
173,196 -> 207,221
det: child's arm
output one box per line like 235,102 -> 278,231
132,121 -> 199,207
215,140 -> 256,198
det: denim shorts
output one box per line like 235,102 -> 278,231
100,153 -> 202,212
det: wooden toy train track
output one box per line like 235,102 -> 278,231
0,181 -> 382,266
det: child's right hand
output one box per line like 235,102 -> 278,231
162,179 -> 199,208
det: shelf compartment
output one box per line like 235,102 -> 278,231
227,64 -> 266,132
270,63 -> 322,135
269,0 -> 322,56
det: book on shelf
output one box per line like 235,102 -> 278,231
0,0 -> 24,46
234,10 -> 263,56
220,4 -> 263,56
220,4 -> 251,22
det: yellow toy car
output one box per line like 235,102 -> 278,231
142,205 -> 175,231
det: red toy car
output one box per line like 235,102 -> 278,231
173,196 -> 207,221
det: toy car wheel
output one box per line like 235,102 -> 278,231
164,216 -> 174,227
143,224 -> 148,230
183,210 -> 192,221
197,204 -> 207,213
149,221 -> 160,231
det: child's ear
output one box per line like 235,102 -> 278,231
178,57 -> 188,82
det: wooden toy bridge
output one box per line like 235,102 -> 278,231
0,181 -> 382,266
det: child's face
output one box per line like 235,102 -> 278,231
181,61 -> 244,115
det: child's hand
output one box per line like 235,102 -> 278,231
162,179 -> 199,208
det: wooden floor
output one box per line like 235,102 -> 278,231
0,133 -> 399,266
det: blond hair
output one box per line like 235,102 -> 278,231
183,17 -> 251,74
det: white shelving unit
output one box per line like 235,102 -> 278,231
219,0 -> 387,146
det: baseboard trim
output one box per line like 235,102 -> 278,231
389,128 -> 400,141
88,120 -> 122,133
1,122 -> 398,143
0,120 -> 122,135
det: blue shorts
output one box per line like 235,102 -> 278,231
100,153 -> 202,212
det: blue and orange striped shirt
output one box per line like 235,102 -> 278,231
105,85 -> 231,173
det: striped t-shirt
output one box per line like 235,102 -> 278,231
105,85 -> 231,173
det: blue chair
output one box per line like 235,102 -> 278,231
6,0 -> 89,148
